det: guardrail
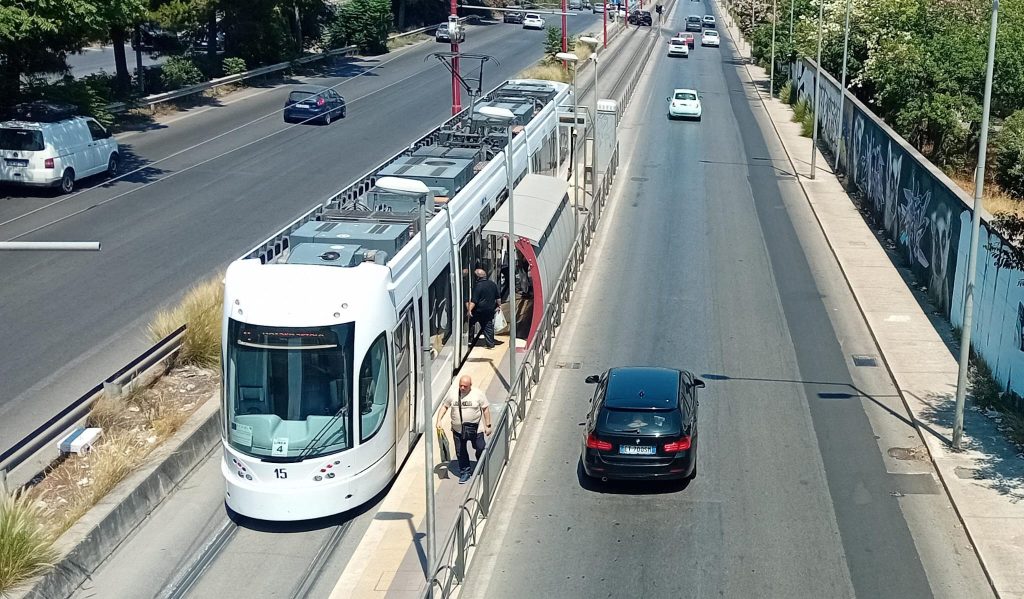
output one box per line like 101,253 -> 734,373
0,325 -> 187,494
105,21 -> 464,114
424,25 -> 658,599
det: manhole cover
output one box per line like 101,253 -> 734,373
852,355 -> 878,367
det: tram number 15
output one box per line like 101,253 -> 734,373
274,468 -> 288,479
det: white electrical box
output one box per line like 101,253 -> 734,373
58,427 -> 103,455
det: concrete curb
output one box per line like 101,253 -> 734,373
14,396 -> 222,599
713,4 -> 1003,597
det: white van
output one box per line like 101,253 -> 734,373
0,104 -> 119,194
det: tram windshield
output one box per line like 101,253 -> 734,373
225,319 -> 355,460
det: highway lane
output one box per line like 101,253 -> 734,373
458,2 -> 994,598
65,44 -> 166,78
0,14 -> 610,447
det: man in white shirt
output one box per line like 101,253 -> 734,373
436,375 -> 493,483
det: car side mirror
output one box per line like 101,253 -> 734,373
585,374 -> 600,384
666,97 -> 670,101
692,378 -> 706,389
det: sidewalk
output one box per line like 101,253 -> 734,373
715,5 -> 1024,598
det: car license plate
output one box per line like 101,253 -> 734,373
295,103 -> 310,109
619,445 -> 655,455
5,159 -> 28,167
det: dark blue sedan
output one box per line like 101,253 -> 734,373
283,86 -> 346,125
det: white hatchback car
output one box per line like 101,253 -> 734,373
0,103 -> 119,194
668,37 -> 690,57
523,13 -> 545,29
667,88 -> 702,120
701,30 -> 720,46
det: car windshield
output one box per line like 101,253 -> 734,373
675,92 -> 697,100
224,319 -> 356,460
599,409 -> 682,435
705,30 -> 718,35
527,13 -> 540,18
671,39 -> 686,44
0,128 -> 44,151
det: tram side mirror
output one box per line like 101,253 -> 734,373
585,375 -> 600,384
692,378 -> 706,389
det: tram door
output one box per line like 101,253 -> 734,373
393,305 -> 416,465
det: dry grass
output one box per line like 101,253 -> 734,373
0,493 -> 57,595
520,63 -> 572,83
149,275 -> 223,368
388,32 -> 430,51
947,173 -> 1024,217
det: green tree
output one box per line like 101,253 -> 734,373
327,0 -> 392,54
0,1 -> 103,105
98,0 -> 148,95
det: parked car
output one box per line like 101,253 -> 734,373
581,367 -> 704,482
523,13 -> 545,29
668,36 -> 690,57
667,88 -> 702,120
593,2 -> 605,12
0,102 -> 119,194
435,22 -> 465,43
685,15 -> 702,31
504,10 -> 525,23
628,10 -> 653,25
701,29 -> 720,46
130,23 -> 183,53
283,86 -> 346,125
703,14 -> 716,27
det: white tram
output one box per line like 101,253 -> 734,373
220,80 -> 577,520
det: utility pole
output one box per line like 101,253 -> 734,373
451,0 -> 461,114
809,0 -> 824,179
953,0 -> 1000,449
769,0 -> 777,96
833,0 -> 852,171
562,0 -> 569,53
134,24 -> 145,94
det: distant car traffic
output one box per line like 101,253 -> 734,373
593,2 -> 605,12
686,15 -> 702,31
668,36 -> 690,57
569,0 -> 582,9
675,32 -> 695,47
283,86 -> 346,125
628,10 -> 653,25
667,88 -> 702,120
701,30 -> 720,46
434,22 -> 465,43
523,13 -> 545,29
504,9 -> 525,23
703,14 -> 716,27
581,367 -> 704,482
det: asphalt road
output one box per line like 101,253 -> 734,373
459,2 -> 994,598
64,44 -> 165,79
0,14 -> 606,449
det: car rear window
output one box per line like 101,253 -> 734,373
288,91 -> 321,103
0,128 -> 44,151
688,16 -> 700,22
598,409 -> 682,435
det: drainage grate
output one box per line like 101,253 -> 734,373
555,362 -> 582,369
852,355 -> 878,367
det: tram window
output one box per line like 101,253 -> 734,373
428,265 -> 453,351
359,333 -> 389,442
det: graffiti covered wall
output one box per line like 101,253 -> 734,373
791,57 -> 1024,400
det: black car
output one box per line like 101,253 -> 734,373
503,10 -> 525,23
581,367 -> 704,482
628,10 -> 653,25
685,15 -> 703,31
283,86 -> 346,125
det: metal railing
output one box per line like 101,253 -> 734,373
106,21 -> 468,114
0,325 -> 186,494
424,21 -> 657,599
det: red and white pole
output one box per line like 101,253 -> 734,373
603,4 -> 607,47
561,0 -> 568,53
450,0 -> 461,114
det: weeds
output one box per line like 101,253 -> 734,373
792,97 -> 809,123
948,173 -> 1024,218
520,63 -> 571,83
149,275 -> 223,368
779,79 -> 793,104
0,493 -> 57,594
800,108 -> 815,137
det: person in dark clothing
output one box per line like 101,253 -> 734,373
467,268 -> 500,349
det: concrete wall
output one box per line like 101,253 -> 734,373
791,57 -> 1024,407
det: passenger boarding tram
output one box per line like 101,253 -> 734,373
220,80 -> 580,520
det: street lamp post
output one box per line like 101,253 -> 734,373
770,0 -> 777,96
556,51 -> 580,234
833,0 -> 852,171
477,106 -> 519,389
953,0 -> 1000,449
372,176 -> 436,586
809,0 -> 824,179
580,36 -> 600,207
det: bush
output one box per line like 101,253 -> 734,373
149,276 -> 224,368
779,79 -> 794,104
793,97 -> 809,123
20,74 -> 116,129
326,0 -> 392,55
0,492 -> 57,594
222,57 -> 248,77
801,108 -> 815,137
160,57 -> 204,90
995,110 -> 1024,199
